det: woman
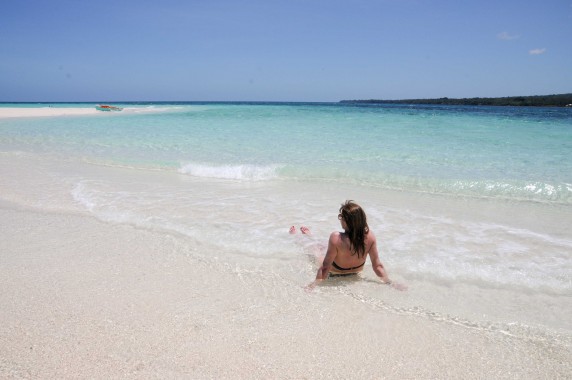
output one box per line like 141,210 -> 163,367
305,200 -> 403,290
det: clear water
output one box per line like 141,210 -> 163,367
1,102 -> 571,347
2,102 -> 571,203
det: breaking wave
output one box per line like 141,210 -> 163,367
178,162 -> 281,181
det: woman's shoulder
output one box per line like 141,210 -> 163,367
328,231 -> 343,244
365,230 -> 377,243
329,231 -> 342,239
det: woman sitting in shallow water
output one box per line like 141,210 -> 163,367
293,200 -> 405,291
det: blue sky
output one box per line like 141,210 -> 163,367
1,0 -> 571,102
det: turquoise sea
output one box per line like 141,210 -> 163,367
1,102 -> 571,355
3,102 -> 571,203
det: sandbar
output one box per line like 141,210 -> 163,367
0,107 -> 100,119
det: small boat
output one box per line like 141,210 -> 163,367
96,104 -> 123,112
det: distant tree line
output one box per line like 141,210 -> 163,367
340,93 -> 572,107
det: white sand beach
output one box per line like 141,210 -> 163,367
1,201 -> 570,379
0,107 -> 100,119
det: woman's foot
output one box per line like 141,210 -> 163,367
300,226 -> 311,235
289,226 -> 297,234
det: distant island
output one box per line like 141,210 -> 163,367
340,93 -> 572,107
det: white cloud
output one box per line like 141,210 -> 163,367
497,31 -> 519,40
529,48 -> 547,55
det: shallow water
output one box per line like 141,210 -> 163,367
2,103 -> 571,202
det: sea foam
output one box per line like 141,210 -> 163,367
178,162 -> 280,181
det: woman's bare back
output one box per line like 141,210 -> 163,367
328,231 -> 373,273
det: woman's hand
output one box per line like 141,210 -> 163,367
388,281 -> 408,291
304,279 -> 322,293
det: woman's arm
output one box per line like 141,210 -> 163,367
368,234 -> 392,284
369,232 -> 408,291
305,232 -> 339,291
316,232 -> 338,280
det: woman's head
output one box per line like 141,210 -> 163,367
338,200 -> 369,257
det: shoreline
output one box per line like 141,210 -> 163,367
1,201 -> 570,378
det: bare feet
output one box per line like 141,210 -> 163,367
290,226 -> 311,234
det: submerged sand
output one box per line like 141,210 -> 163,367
1,202 -> 569,379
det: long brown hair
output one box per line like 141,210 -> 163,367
339,200 -> 369,258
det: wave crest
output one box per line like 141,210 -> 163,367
178,162 -> 280,181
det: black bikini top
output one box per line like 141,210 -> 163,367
332,261 -> 365,271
